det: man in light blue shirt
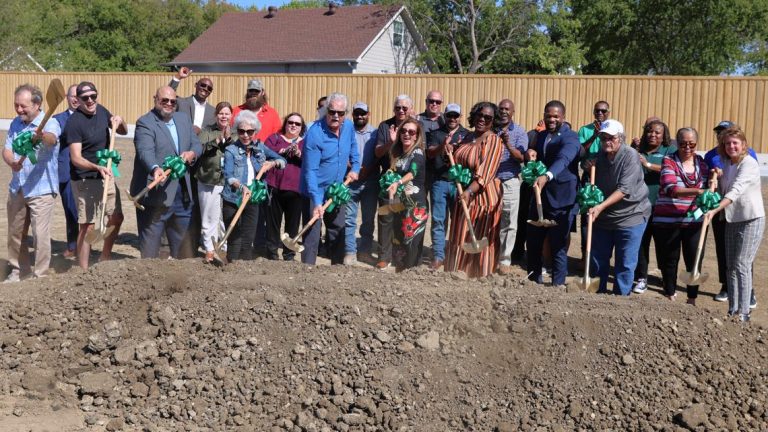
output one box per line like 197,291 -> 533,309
3,84 -> 60,282
299,92 -> 360,265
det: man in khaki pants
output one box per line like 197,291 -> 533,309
3,84 -> 60,282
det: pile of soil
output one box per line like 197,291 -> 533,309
0,259 -> 765,431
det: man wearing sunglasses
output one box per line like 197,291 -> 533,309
131,86 -> 202,260
169,66 -> 215,135
65,81 -> 128,270
417,90 -> 445,137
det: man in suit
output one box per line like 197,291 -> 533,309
130,86 -> 202,259
169,66 -> 215,134
525,100 -> 581,287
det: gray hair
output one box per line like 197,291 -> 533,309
676,127 -> 699,143
15,84 -> 43,105
318,92 -> 348,116
393,94 -> 413,108
233,110 -> 262,134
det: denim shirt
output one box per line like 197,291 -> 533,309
221,139 -> 286,204
5,111 -> 60,198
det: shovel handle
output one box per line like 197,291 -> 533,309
217,187 -> 252,248
287,177 -> 354,244
709,170 -> 718,193
688,211 -> 712,280
445,148 -> 481,243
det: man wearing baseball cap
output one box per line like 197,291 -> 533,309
705,120 -> 758,307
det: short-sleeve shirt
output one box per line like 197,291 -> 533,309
640,143 -> 677,205
64,105 -> 113,180
428,125 -> 469,179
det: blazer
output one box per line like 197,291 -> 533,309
130,110 -> 202,207
720,156 -> 765,223
168,78 -> 216,130
534,124 -> 581,213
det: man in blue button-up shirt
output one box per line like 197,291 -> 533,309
3,84 -> 60,282
299,92 -> 360,265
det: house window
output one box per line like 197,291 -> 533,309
393,21 -> 404,47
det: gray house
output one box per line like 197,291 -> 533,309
168,4 -> 433,74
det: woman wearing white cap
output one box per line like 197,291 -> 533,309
584,119 -> 651,295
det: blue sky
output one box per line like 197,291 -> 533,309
226,0 -> 291,9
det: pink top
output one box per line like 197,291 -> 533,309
264,133 -> 303,192
653,153 -> 710,226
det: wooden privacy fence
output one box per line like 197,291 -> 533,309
1,72 -> 766,152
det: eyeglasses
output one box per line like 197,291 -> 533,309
327,109 -> 346,117
679,141 -> 697,148
286,120 -> 302,127
237,128 -> 256,135
445,112 -> 460,119
427,99 -> 443,105
394,106 -> 409,112
158,98 -> 177,106
598,133 -> 618,141
197,83 -> 213,92
475,114 -> 494,123
79,94 -> 97,102
400,128 -> 418,136
594,109 -> 609,114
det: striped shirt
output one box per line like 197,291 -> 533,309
652,153 -> 709,226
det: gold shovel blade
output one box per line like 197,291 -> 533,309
679,271 -> 709,286
462,237 -> 489,254
281,233 -> 304,253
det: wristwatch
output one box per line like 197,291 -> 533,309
645,162 -> 651,168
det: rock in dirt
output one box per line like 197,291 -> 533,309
79,372 -> 117,397
416,331 -> 440,350
674,404 -> 710,429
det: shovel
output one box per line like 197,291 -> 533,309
679,171 -> 719,286
84,123 -> 118,246
17,79 -> 67,165
445,151 -> 488,254
212,163 -> 272,265
581,165 -> 600,293
282,177 -> 353,254
126,169 -> 172,211
527,183 -> 557,227
377,197 -> 406,215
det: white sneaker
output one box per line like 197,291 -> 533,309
343,254 -> 357,265
3,271 -> 20,284
632,278 -> 647,294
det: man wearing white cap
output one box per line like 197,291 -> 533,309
583,119 -> 650,296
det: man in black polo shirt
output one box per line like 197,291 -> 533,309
65,81 -> 128,270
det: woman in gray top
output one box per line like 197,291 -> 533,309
585,120 -> 651,295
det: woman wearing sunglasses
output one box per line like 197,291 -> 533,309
652,127 -> 711,304
444,102 -> 505,277
383,118 -> 428,270
196,101 -> 234,263
263,113 -> 306,261
221,110 -> 286,262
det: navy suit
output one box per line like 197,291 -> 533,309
131,110 -> 202,258
526,124 -> 580,285
53,109 -> 78,251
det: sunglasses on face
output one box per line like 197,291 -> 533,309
79,94 -> 98,102
475,114 -> 494,123
445,113 -> 460,119
237,128 -> 256,136
197,83 -> 213,92
400,128 -> 418,136
158,98 -> 177,106
394,106 -> 409,112
327,109 -> 346,117
594,109 -> 609,114
427,99 -> 442,105
286,120 -> 302,127
679,141 -> 697,148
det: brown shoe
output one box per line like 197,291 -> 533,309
497,264 -> 512,275
430,260 -> 443,270
375,261 -> 390,270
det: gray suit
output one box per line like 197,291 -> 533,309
169,78 -> 216,130
130,110 -> 202,208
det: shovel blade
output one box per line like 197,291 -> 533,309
211,237 -> 228,265
679,271 -> 709,286
462,237 -> 489,254
527,219 -> 544,227
281,232 -> 304,253
581,277 -> 600,293
377,205 -> 391,216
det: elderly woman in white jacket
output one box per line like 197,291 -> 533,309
710,126 -> 765,322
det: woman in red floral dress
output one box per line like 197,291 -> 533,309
383,118 -> 428,271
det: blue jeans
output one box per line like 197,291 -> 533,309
591,220 -> 647,296
344,180 -> 378,254
429,179 -> 456,261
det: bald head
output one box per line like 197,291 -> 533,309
154,86 -> 177,121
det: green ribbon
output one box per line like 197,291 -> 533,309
325,182 -> 351,213
577,184 -> 605,214
161,156 -> 188,180
687,190 -> 722,220
96,149 -> 122,177
11,131 -> 39,164
448,164 -> 472,187
379,170 -> 404,198
237,179 -> 268,206
410,161 -> 419,178
521,161 -> 547,185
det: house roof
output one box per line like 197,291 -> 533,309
170,4 -> 408,65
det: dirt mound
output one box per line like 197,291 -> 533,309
0,259 -> 766,431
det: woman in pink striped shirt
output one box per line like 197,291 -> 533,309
651,127 -> 711,304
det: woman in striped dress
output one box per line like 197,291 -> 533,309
445,102 -> 504,278
652,127 -> 710,304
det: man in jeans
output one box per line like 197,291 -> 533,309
344,102 -> 378,265
3,84 -> 60,282
426,103 -> 468,269
495,98 -> 528,274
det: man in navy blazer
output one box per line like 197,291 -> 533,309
130,86 -> 202,259
526,100 -> 581,287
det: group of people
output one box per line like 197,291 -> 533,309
4,71 -> 764,321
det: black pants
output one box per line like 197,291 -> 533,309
634,214 -> 655,280
511,181 -> 531,260
266,188 -> 303,261
653,224 -> 705,298
301,197 -> 345,265
378,198 -> 394,263
223,200 -> 259,262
